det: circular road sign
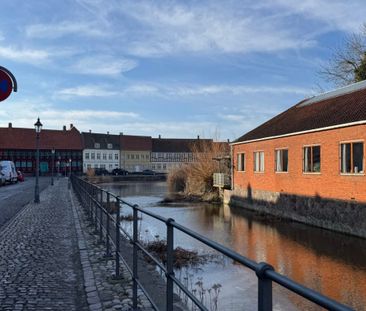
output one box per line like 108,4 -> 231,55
0,69 -> 13,102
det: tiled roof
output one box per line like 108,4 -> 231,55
235,81 -> 366,143
120,135 -> 152,151
0,125 -> 83,150
82,132 -> 120,149
152,138 -> 212,153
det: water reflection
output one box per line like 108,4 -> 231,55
102,181 -> 366,310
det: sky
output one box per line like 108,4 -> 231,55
0,0 -> 365,141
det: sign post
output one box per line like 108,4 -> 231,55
0,66 -> 17,102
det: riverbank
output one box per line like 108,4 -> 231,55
225,188 -> 366,239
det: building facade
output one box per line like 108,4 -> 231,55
231,81 -> 366,202
151,136 -> 212,173
82,132 -> 120,173
0,123 -> 83,175
120,135 -> 152,172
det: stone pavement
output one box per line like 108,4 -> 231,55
0,178 -> 88,310
0,177 -> 155,311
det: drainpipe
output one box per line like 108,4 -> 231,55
230,144 -> 234,190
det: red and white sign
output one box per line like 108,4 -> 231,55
0,69 -> 13,102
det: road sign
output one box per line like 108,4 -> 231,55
0,69 -> 12,102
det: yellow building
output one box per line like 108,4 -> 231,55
120,135 -> 152,172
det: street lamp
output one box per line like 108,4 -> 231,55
57,156 -> 61,180
34,117 -> 42,203
68,158 -> 72,189
51,148 -> 55,186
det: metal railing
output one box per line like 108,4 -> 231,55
71,175 -> 353,311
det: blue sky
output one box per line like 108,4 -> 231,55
0,0 -> 365,140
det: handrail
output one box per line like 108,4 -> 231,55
71,175 -> 354,311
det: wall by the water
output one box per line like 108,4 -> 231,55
224,188 -> 366,238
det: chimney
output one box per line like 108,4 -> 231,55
120,132 -> 123,135
197,135 -> 200,140
70,123 -> 73,129
107,131 -> 109,135
227,138 -> 230,143
89,129 -> 92,133
63,125 -> 66,131
158,134 -> 161,139
8,122 -> 12,128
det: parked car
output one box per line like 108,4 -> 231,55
0,161 -> 18,183
141,169 -> 156,175
17,170 -> 24,182
112,168 -> 129,176
94,168 -> 110,176
0,173 -> 6,186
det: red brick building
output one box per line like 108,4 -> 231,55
0,123 -> 83,175
231,81 -> 366,203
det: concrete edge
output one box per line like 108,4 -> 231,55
69,187 -> 103,311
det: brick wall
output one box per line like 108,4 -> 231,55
232,124 -> 366,202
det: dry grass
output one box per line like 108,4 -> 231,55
167,140 -> 230,200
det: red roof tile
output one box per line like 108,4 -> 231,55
235,82 -> 366,143
120,135 -> 152,151
0,126 -> 83,150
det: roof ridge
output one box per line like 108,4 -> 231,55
298,80 -> 366,107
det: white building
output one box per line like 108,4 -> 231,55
82,131 -> 120,173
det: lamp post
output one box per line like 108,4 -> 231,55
34,117 -> 42,203
51,148 -> 55,186
68,158 -> 72,189
57,156 -> 60,180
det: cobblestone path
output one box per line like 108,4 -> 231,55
0,179 -> 88,311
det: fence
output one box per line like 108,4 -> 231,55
71,175 -> 353,311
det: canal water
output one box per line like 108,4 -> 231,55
102,181 -> 366,311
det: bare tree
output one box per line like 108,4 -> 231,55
320,24 -> 366,87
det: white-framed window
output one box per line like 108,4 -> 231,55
340,141 -> 364,174
97,153 -> 101,160
114,153 -> 118,160
109,164 -> 113,169
108,154 -> 112,160
237,153 -> 245,171
303,145 -> 321,173
91,153 -> 95,160
275,149 -> 288,172
107,143 -> 113,149
254,151 -> 264,172
100,164 -> 105,169
103,153 -> 107,160
85,152 -> 90,160
94,143 -> 100,149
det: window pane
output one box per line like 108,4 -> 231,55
282,149 -> 288,172
241,154 -> 245,171
313,146 -> 321,172
260,152 -> 264,172
275,150 -> 281,171
303,147 -> 311,172
353,142 -> 364,173
341,143 -> 351,173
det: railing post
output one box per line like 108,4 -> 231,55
104,192 -> 112,258
94,187 -> 98,233
166,218 -> 175,311
99,189 -> 103,244
133,206 -> 139,310
114,197 -> 121,279
256,262 -> 274,311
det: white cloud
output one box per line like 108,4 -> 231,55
0,46 -> 49,64
268,0 -> 366,33
26,21 -> 106,39
56,85 -> 118,97
70,56 -> 138,76
169,84 -> 313,96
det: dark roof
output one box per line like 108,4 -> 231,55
235,81 -> 366,143
0,125 -> 83,150
152,138 -> 212,152
82,132 -> 120,149
120,135 -> 152,151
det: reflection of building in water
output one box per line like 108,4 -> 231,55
228,207 -> 366,310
